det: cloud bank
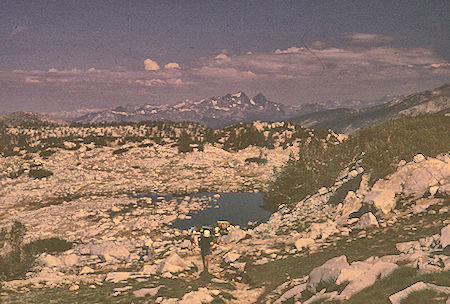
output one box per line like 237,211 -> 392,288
1,33 -> 449,112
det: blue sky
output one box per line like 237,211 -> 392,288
1,0 -> 449,112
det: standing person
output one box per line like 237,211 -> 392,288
199,229 -> 213,272
139,237 -> 153,261
214,226 -> 223,245
188,226 -> 200,249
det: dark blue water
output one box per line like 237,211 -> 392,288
134,192 -> 272,230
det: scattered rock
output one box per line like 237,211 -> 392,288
304,291 -> 338,304
354,212 -> 379,230
105,272 -> 133,283
413,154 -> 426,163
306,255 -> 349,293
294,238 -> 315,251
224,252 -> 240,263
364,188 -> 396,214
133,286 -> 163,298
141,264 -> 158,275
79,266 -> 95,275
223,227 -> 247,243
309,220 -> 338,240
89,242 -> 130,260
276,283 -> 306,303
441,225 -> 450,249
337,260 -> 398,300
158,252 -> 192,274
389,281 -> 450,304
179,287 -> 214,304
396,241 -> 421,254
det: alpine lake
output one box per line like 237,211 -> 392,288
133,192 -> 272,230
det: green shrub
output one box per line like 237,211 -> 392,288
39,149 -> 56,158
23,237 -> 73,256
112,147 -> 129,155
401,289 -> 448,304
28,168 -> 53,179
264,114 -> 450,209
245,157 -> 268,164
0,221 -> 72,280
178,131 -> 194,153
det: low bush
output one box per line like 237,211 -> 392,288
0,221 -> 72,281
28,168 -> 53,179
39,149 -> 56,158
112,147 -> 129,155
264,114 -> 450,209
23,237 -> 73,256
245,157 -> 268,164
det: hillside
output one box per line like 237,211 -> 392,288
289,84 -> 450,133
266,114 -> 450,208
0,112 -> 67,127
0,114 -> 449,303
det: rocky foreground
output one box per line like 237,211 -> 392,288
0,150 -> 449,303
0,143 -> 294,221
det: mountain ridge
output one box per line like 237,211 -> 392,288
45,91 -> 392,128
288,83 -> 450,133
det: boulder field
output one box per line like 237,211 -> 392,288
1,153 -> 449,303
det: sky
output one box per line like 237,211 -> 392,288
1,0 -> 449,113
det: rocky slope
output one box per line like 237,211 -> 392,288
1,150 -> 448,303
289,83 -> 450,133
0,118 -> 449,303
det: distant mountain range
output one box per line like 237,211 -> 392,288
288,83 -> 450,133
45,92 -> 401,128
47,92 -> 302,128
3,84 -> 448,132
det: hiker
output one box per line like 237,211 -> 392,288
217,220 -> 231,235
188,226 -> 200,249
214,226 -> 223,245
139,237 -> 153,261
199,229 -> 213,272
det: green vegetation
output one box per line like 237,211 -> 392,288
222,124 -> 270,151
112,147 -> 130,155
401,289 -> 448,304
0,222 -> 71,280
178,130 -> 194,153
28,168 -> 54,179
265,114 -> 450,208
0,221 -> 72,280
346,268 -> 449,304
250,200 -> 448,302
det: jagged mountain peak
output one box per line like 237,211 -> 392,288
252,93 -> 267,103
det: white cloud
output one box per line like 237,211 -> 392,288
274,47 -> 305,54
346,33 -> 394,45
165,62 -> 180,69
144,58 -> 160,71
195,66 -> 256,80
25,77 -> 41,84
10,25 -> 29,37
3,35 -> 449,112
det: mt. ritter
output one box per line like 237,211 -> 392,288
46,84 -> 450,131
60,92 -> 301,128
